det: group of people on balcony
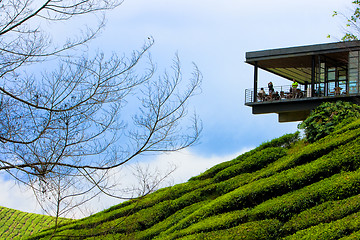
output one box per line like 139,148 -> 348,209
257,80 -> 304,102
256,78 -> 349,102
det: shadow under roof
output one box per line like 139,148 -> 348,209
245,41 -> 360,84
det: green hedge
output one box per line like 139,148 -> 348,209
157,137 -> 360,236
34,179 -> 213,238
284,211 -> 360,239
339,230 -> 360,240
160,169 -> 360,240
134,201 -> 210,240
213,147 -> 287,182
23,119 -> 360,240
190,132 -> 299,181
257,131 -> 299,149
211,126 -> 360,197
0,206 -> 67,240
29,183 -> 218,239
175,219 -> 282,240
251,169 -> 360,222
159,209 -> 250,239
282,195 -> 360,234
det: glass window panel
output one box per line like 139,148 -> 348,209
328,72 -> 336,81
350,51 -> 359,57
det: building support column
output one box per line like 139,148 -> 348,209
254,61 -> 258,102
311,56 -> 316,97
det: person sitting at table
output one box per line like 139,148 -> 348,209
295,88 -> 303,98
258,88 -> 266,101
272,91 -> 280,100
280,91 -> 285,99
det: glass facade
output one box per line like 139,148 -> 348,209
349,51 -> 360,94
313,55 -> 348,97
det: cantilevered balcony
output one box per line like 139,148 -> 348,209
245,40 -> 360,122
245,84 -> 360,122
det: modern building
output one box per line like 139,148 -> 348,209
245,41 -> 360,122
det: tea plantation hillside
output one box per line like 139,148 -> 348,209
0,206 -> 70,239
5,103 -> 360,239
19,116 -> 360,240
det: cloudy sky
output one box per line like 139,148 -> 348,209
0,0 -> 353,216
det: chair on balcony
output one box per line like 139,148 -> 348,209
280,91 -> 286,99
334,87 -> 342,95
294,89 -> 304,98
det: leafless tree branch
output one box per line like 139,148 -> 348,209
0,0 -> 202,225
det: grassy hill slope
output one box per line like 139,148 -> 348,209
5,115 -> 360,239
23,117 -> 360,239
0,206 -> 70,239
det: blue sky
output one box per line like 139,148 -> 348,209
100,0 -> 348,156
0,0 -> 353,216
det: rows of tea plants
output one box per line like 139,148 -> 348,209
24,118 -> 360,239
0,206 -> 64,239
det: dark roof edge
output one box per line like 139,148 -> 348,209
245,41 -> 360,63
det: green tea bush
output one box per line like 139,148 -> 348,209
21,116 -> 360,240
160,138 -> 360,235
282,195 -> 360,234
99,178 -> 210,217
135,201 -> 210,240
257,131 -> 300,150
165,186 -> 360,239
251,169 -> 360,223
247,125 -> 360,184
31,183 -> 218,239
175,219 -> 282,240
189,132 -> 299,181
161,209 -> 250,239
284,211 -> 360,240
339,230 -> 360,240
298,101 -> 360,142
53,179 -> 212,234
213,147 -> 287,182
189,150 -> 259,181
0,206 -> 63,240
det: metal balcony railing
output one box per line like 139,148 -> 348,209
245,85 -> 309,104
245,83 -> 360,104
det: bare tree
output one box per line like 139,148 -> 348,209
0,0 -> 202,220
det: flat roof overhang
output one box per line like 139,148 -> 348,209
246,41 -> 360,84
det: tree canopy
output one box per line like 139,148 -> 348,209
298,101 -> 360,142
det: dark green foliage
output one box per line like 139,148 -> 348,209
298,101 -> 360,142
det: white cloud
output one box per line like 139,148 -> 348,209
150,148 -> 252,184
0,176 -> 41,214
